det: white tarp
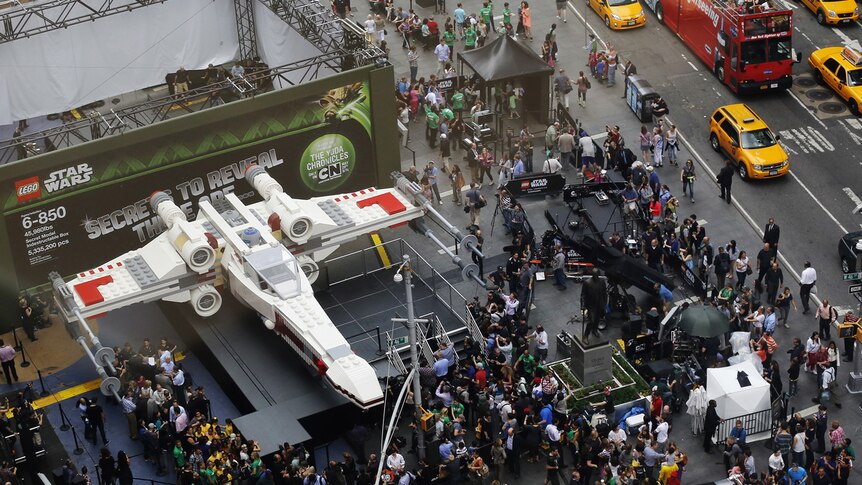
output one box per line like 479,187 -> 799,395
0,0 -> 239,125
253,0 -> 334,87
706,360 -> 770,419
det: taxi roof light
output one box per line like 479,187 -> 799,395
841,47 -> 862,67
742,117 -> 756,123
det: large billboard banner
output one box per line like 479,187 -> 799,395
0,67 -> 397,292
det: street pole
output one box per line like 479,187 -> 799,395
402,254 -> 425,461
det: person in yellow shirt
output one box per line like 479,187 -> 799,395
658,455 -> 679,484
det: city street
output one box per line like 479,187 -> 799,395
561,0 -> 862,311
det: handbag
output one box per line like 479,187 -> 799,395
564,84 -> 573,94
820,389 -> 830,402
746,266 -> 753,276
811,284 -> 818,294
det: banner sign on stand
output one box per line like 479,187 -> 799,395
505,173 -> 566,197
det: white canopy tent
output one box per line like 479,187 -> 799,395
706,360 -> 771,419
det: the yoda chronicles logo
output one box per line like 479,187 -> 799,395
300,134 -> 357,192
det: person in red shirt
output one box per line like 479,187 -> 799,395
650,390 -> 663,429
428,17 -> 439,39
474,362 -> 487,389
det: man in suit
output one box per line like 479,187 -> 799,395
504,427 -> 521,478
716,160 -> 733,204
763,217 -> 780,252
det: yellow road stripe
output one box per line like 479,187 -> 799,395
370,232 -> 392,268
11,352 -> 187,415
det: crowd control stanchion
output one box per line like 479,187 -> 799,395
37,370 -> 50,397
18,339 -> 30,368
58,402 -> 71,431
71,426 -> 84,455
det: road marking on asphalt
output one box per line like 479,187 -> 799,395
667,116 -> 823,310
687,61 -> 699,71
832,27 -> 862,51
712,86 -> 723,98
789,170 -> 849,233
799,32 -> 821,50
787,91 -> 828,129
777,0 -> 797,9
838,119 -> 862,146
779,127 -> 834,153
843,187 -> 862,214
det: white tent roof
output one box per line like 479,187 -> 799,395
706,360 -> 771,419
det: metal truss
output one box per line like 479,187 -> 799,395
258,0 -> 344,54
0,50 -> 367,165
233,0 -> 258,61
257,0 -> 384,72
0,0 -> 169,44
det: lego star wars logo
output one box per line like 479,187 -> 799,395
43,163 -> 93,193
15,176 -> 41,203
520,178 -> 548,190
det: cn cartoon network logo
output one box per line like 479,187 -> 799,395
15,176 -> 41,203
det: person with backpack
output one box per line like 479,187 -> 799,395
304,468 -> 327,485
576,71 -> 591,107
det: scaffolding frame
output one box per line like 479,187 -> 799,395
233,0 -> 258,61
0,49 -> 378,164
0,0 -> 169,44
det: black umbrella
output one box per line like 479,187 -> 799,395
676,305 -> 730,338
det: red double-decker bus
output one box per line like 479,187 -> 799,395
642,0 -> 794,93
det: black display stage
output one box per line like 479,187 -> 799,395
163,269 -> 467,455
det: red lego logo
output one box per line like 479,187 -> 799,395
15,176 -> 41,203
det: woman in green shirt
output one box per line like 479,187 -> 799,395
443,26 -> 456,57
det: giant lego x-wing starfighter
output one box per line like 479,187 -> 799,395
51,167 -> 484,409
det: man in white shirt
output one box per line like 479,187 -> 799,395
386,450 -> 405,472
543,157 -> 562,174
531,325 -> 549,363
655,416 -> 669,452
545,418 -> 566,466
799,261 -> 817,314
434,40 -> 450,77
579,135 -> 598,175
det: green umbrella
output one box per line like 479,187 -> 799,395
676,305 -> 730,338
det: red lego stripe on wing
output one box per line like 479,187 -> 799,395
355,192 -> 406,215
73,275 -> 114,306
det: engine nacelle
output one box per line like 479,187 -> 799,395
246,165 -> 316,244
190,285 -> 222,317
150,191 -> 216,273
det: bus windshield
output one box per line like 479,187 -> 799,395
741,37 -> 791,65
740,129 -> 777,149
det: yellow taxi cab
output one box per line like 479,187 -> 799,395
708,104 -> 789,180
799,0 -> 859,25
586,0 -> 646,30
808,46 -> 862,115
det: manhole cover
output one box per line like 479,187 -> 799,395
806,88 -> 832,101
795,77 -> 817,88
819,102 -> 847,114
